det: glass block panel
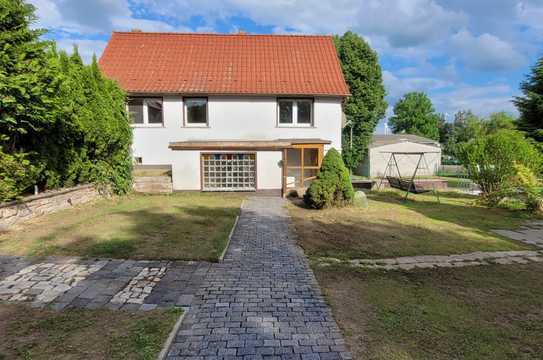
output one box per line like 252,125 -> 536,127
202,153 -> 256,192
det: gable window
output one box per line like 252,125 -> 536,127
185,97 -> 208,126
127,97 -> 163,126
278,99 -> 313,126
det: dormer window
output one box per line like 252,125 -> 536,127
128,97 -> 163,126
277,99 -> 313,127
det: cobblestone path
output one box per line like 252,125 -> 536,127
0,256 -> 209,310
166,197 -> 352,360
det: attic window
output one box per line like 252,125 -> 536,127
184,98 -> 208,127
127,97 -> 163,126
277,99 -> 313,127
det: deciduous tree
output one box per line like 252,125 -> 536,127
389,92 -> 440,140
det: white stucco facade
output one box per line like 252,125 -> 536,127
132,95 -> 343,191
358,141 -> 442,178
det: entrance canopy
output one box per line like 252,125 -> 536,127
169,139 -> 330,151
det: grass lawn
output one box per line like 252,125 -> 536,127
0,304 -> 181,360
289,190 -> 534,260
316,264 -> 543,359
0,192 -> 244,261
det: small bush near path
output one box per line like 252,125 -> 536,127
0,304 -> 181,360
304,148 -> 354,209
316,263 -> 543,360
0,192 -> 244,261
290,190 -> 532,260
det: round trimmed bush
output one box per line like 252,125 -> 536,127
304,148 -> 354,209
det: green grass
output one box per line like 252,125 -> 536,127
0,192 -> 244,261
0,304 -> 182,360
316,264 -> 543,359
289,190 -> 534,260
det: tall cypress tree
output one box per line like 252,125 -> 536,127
334,31 -> 387,171
0,0 -> 61,153
514,56 -> 543,143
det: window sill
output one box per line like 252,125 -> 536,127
130,124 -> 165,128
277,125 -> 316,128
184,124 -> 210,128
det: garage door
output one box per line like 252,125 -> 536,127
202,153 -> 256,191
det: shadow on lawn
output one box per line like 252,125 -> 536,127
288,195 -> 529,260
27,205 -> 240,261
367,190 -> 532,231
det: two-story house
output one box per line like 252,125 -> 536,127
99,32 -> 349,195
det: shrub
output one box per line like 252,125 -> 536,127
512,163 -> 543,213
0,148 -> 40,202
304,148 -> 354,209
0,0 -> 132,201
457,130 -> 542,206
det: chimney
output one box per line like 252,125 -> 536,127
131,28 -> 142,32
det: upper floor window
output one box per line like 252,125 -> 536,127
185,97 -> 208,126
128,97 -> 163,126
278,99 -> 313,127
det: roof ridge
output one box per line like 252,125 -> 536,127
111,31 -> 333,38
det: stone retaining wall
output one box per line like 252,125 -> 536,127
0,184 -> 100,229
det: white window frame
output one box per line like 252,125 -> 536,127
184,97 -> 209,127
277,98 -> 314,127
128,97 -> 164,127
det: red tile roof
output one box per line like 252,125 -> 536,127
98,32 -> 349,96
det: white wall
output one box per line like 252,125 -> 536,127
361,141 -> 441,178
132,95 -> 343,190
131,96 -> 342,164
170,150 -> 201,190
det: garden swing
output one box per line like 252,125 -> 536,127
377,151 -> 441,202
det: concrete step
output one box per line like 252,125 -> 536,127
133,176 -> 172,184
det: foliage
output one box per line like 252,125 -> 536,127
0,147 -> 40,201
389,92 -> 440,140
440,110 -> 517,157
512,163 -> 543,213
457,129 -> 542,206
334,31 -> 387,171
0,0 -> 132,201
0,0 -> 61,151
514,56 -> 543,143
304,148 -> 354,209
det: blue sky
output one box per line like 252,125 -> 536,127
29,0 -> 543,133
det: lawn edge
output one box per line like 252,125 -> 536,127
219,215 -> 240,262
157,307 -> 188,360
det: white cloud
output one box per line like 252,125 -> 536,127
355,0 -> 466,47
517,1 -> 543,30
432,84 -> 517,118
450,29 -> 526,71
28,0 -> 181,34
55,39 -> 108,63
134,0 -> 465,47
383,71 -> 452,101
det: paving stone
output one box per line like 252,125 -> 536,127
165,197 -> 351,359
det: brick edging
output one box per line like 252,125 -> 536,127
157,309 -> 188,360
219,214 -> 240,262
